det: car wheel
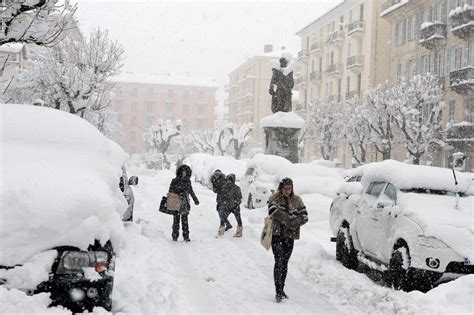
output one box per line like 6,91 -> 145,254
336,226 -> 358,270
247,193 -> 254,209
389,245 -> 410,291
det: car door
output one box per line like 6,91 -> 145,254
375,183 -> 398,263
354,181 -> 387,258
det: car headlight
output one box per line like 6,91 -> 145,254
417,236 -> 448,249
57,251 -> 109,274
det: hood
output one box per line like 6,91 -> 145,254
176,164 -> 192,179
399,192 -> 474,262
227,173 -> 236,184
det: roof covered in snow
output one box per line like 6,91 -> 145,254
0,43 -> 24,54
113,72 -> 218,88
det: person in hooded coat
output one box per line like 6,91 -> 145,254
168,164 -> 199,242
268,177 -> 308,302
222,174 -> 243,237
210,169 -> 232,236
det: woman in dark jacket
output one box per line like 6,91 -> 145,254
268,177 -> 308,302
168,164 -> 199,242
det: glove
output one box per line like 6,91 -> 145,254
194,199 -> 200,205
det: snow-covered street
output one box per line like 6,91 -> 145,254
109,167 -> 474,314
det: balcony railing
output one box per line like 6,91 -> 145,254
310,42 -> 323,55
450,5 -> 474,39
326,30 -> 344,45
419,22 -> 447,50
381,0 -> 410,17
309,71 -> 321,82
295,76 -> 308,89
346,55 -> 364,71
325,63 -> 342,76
347,20 -> 364,37
297,50 -> 309,62
449,66 -> 474,94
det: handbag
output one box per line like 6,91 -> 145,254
158,196 -> 177,215
260,216 -> 273,251
166,192 -> 182,211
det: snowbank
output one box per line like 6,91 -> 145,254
0,104 -> 128,266
260,112 -> 305,129
277,163 -> 344,197
247,153 -> 291,176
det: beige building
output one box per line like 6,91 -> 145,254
296,0 -> 391,165
225,46 -> 294,140
110,72 -> 217,154
380,0 -> 473,170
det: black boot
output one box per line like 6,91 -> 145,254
275,293 -> 283,303
282,290 -> 289,299
225,224 -> 233,231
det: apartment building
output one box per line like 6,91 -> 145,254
111,72 -> 217,154
296,0 -> 391,165
225,45 -> 293,140
380,0 -> 473,170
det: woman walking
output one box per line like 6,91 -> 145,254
168,164 -> 199,242
268,177 -> 308,302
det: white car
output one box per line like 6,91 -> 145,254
329,160 -> 474,291
241,154 -> 291,209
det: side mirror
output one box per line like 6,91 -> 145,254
128,176 -> 139,186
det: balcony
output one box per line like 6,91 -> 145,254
449,67 -> 474,94
309,71 -> 321,83
345,90 -> 360,100
347,20 -> 364,38
295,76 -> 308,89
346,55 -> 364,72
419,22 -> 447,50
326,30 -> 344,46
450,5 -> 474,39
297,50 -> 309,63
325,63 -> 342,76
380,0 -> 410,17
310,42 -> 323,56
446,123 -> 474,151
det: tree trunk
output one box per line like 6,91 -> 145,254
412,155 -> 420,165
382,150 -> 391,160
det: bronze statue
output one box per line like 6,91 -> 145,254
269,57 -> 294,113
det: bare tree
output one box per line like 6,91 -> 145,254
143,120 -> 182,169
0,0 -> 75,46
342,97 -> 371,165
390,74 -> 445,164
366,82 -> 396,160
306,97 -> 343,160
226,122 -> 252,159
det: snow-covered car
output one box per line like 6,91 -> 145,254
329,160 -> 474,291
0,104 -> 128,312
120,166 -> 139,222
241,154 -> 291,209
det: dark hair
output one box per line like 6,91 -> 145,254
278,177 -> 293,195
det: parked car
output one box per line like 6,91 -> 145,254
240,154 -> 291,209
0,104 -> 128,312
120,166 -> 139,222
329,160 -> 474,291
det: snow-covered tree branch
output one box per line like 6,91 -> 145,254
0,0 -> 75,46
306,97 -> 343,160
226,122 -> 252,159
143,119 -> 182,169
342,97 -> 371,165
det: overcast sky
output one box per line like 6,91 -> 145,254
76,0 -> 341,104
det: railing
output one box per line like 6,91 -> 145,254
326,30 -> 344,44
450,5 -> 474,39
309,71 -> 321,82
325,63 -> 342,75
347,20 -> 364,35
419,22 -> 447,49
297,50 -> 309,60
346,55 -> 364,69
310,42 -> 323,52
449,66 -> 474,94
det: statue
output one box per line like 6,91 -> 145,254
269,55 -> 294,113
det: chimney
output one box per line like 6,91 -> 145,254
264,44 -> 273,53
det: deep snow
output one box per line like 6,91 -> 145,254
1,166 -> 473,314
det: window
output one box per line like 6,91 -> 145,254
397,63 -> 403,79
147,87 -> 154,96
182,103 -> 189,113
146,116 -> 154,126
359,4 -> 364,20
395,19 -> 407,45
466,97 -> 474,123
384,183 -> 397,202
367,182 -> 386,197
146,102 -> 154,114
433,49 -> 445,76
339,16 -> 344,30
448,99 -> 456,121
131,103 -> 137,112
406,58 -> 417,78
131,88 -> 138,97
197,104 -> 204,114
166,102 -> 174,113
420,54 -> 431,73
346,76 -> 351,93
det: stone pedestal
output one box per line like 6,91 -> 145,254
260,112 -> 305,163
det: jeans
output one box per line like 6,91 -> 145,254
217,203 -> 231,228
172,214 -> 189,240
271,234 -> 294,294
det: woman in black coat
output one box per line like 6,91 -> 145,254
168,164 -> 199,242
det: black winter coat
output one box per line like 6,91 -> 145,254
169,165 -> 198,215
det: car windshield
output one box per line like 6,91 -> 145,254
400,188 -> 466,197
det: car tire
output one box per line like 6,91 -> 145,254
389,245 -> 411,291
247,193 -> 254,209
336,226 -> 358,270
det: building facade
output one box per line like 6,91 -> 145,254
111,73 -> 217,154
0,43 -> 26,93
225,46 -> 293,140
296,0 -> 391,165
380,0 -> 473,170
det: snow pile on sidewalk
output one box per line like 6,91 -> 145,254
0,104 -> 128,266
185,153 -> 246,186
